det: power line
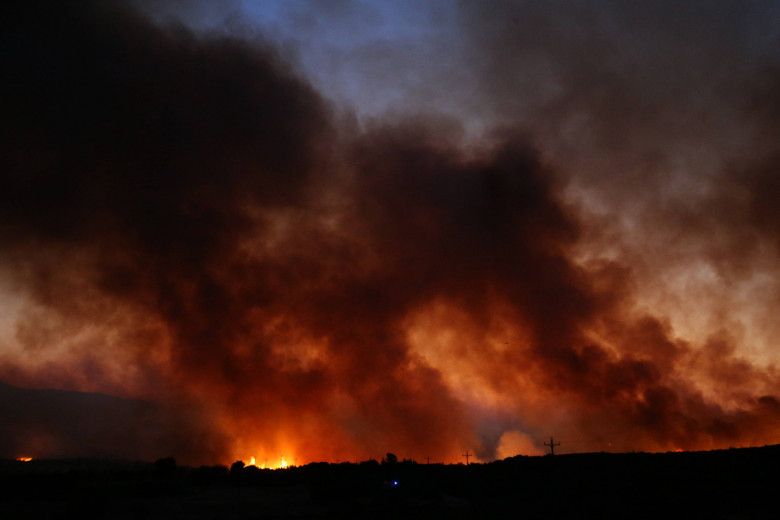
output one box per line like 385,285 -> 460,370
544,437 -> 561,456
462,450 -> 472,465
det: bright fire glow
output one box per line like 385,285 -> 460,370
16,457 -> 32,462
243,455 -> 290,469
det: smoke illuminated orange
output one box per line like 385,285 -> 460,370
2,1 -> 780,467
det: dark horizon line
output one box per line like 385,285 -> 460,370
7,442 -> 780,470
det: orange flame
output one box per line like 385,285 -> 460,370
243,455 -> 290,469
16,457 -> 32,462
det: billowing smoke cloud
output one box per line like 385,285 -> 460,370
450,0 -> 780,453
1,0 -> 780,465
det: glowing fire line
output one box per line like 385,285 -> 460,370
245,455 -> 289,469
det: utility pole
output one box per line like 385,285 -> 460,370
426,456 -> 431,465
544,437 -> 561,456
462,450 -> 472,465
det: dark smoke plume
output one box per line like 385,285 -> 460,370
1,1 -> 780,464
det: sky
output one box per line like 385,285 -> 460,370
2,0 -> 780,465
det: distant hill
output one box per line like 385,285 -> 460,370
2,445 -> 780,519
0,381 -> 222,463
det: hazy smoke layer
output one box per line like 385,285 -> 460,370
1,1 -> 780,464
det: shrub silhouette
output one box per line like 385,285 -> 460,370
154,457 -> 176,475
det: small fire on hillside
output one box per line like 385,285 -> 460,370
246,456 -> 289,469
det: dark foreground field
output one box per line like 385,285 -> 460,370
1,445 -> 779,519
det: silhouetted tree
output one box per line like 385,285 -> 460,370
383,453 -> 398,465
154,457 -> 176,475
